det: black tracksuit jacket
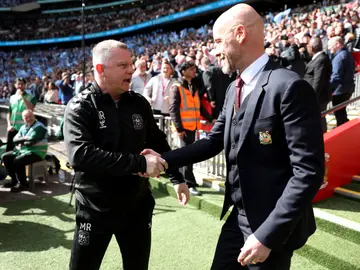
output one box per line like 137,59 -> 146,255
64,81 -> 184,212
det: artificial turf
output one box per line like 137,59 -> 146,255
1,183 -> 360,269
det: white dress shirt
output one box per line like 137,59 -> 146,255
143,74 -> 176,114
240,53 -> 269,103
312,51 -> 323,61
130,72 -> 152,95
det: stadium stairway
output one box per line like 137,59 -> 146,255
326,106 -> 359,130
335,174 -> 360,201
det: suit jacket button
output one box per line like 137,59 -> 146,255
232,119 -> 237,125
231,143 -> 236,149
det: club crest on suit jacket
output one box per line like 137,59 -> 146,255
258,131 -> 272,145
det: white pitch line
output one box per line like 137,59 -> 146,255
314,208 -> 360,232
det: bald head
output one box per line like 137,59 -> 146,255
213,4 -> 264,44
309,37 -> 323,55
22,109 -> 35,126
213,4 -> 265,74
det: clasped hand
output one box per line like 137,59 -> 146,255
139,149 -> 190,206
143,149 -> 168,177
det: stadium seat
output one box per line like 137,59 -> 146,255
28,160 -> 49,191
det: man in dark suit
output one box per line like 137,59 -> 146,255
304,37 -> 332,132
142,4 -> 324,269
203,61 -> 237,119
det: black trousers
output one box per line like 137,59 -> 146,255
211,208 -> 293,270
69,192 -> 155,270
332,93 -> 352,127
6,129 -> 18,152
2,151 -> 42,185
319,103 -> 328,133
179,129 -> 197,188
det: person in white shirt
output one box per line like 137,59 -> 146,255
143,59 -> 176,115
44,82 -> 59,104
130,59 -> 152,95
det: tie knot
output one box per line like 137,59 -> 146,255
236,75 -> 243,88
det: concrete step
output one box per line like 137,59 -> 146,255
327,115 -> 359,129
353,175 -> 360,183
334,182 -> 360,201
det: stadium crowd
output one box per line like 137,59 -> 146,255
0,0 -> 359,124
0,0 -> 32,8
0,0 -> 211,41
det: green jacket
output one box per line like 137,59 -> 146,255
14,120 -> 48,159
9,92 -> 37,131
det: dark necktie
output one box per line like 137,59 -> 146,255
235,75 -> 244,112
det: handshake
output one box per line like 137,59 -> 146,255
139,149 -> 190,206
140,149 -> 168,178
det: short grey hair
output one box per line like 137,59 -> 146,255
329,36 -> 344,46
92,40 -> 128,67
135,59 -> 146,69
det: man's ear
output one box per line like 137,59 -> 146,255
95,64 -> 104,74
235,25 -> 246,44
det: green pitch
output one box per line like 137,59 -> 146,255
0,189 -> 359,269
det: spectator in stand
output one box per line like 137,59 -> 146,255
56,72 -> 74,105
143,59 -> 176,115
44,82 -> 59,104
328,36 -> 355,127
130,59 -> 152,95
202,57 -> 236,119
28,77 -> 43,101
169,61 -> 214,196
74,73 -> 84,95
6,78 -> 36,152
2,109 -> 48,192
345,32 -> 356,51
304,37 -> 332,133
322,25 -> 336,52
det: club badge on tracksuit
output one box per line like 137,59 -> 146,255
78,222 -> 91,246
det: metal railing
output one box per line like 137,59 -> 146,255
154,115 -> 227,178
322,95 -> 360,117
327,73 -> 360,109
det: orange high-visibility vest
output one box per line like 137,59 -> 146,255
177,84 -> 201,131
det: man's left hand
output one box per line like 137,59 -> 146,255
238,234 -> 271,266
173,183 -> 190,206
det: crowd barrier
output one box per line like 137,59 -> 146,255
154,115 -> 226,178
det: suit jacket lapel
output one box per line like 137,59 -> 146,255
237,60 -> 274,154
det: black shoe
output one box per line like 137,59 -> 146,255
189,187 -> 202,196
10,183 -> 29,193
3,181 -> 17,188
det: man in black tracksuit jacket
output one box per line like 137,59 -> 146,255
64,40 -> 189,270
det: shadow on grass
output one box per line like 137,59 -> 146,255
296,244 -> 360,270
0,177 -> 72,205
1,194 -> 75,222
0,221 -> 73,252
314,194 -> 360,213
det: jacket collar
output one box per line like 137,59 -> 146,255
177,77 -> 197,93
91,80 -> 132,101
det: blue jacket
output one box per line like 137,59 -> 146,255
330,48 -> 355,95
56,80 -> 74,105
